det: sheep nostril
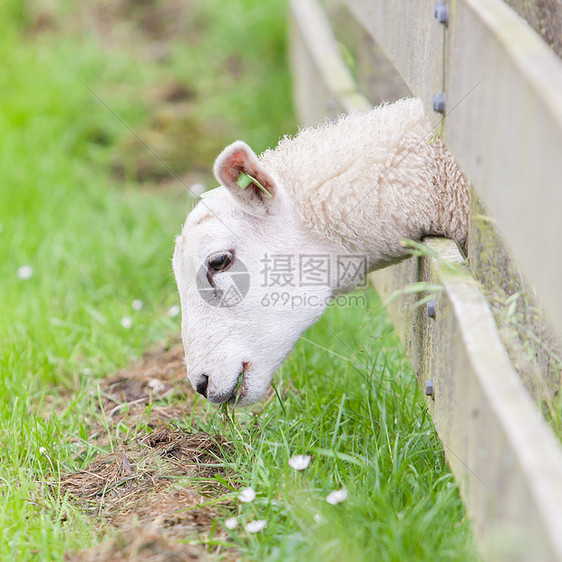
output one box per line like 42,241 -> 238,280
195,375 -> 209,398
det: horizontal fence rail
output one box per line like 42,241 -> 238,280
289,0 -> 562,560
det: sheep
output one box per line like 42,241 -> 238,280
172,98 -> 469,406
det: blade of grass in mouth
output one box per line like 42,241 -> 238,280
235,370 -> 244,394
229,370 -> 244,407
219,370 -> 245,416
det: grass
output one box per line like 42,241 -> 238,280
0,6 -> 188,559
0,0 -> 478,560
187,293 -> 479,561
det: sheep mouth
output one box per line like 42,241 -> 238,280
228,361 -> 250,406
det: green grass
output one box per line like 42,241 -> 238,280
189,293 -> 479,561
0,5 -> 189,559
168,0 -> 295,153
0,1 -> 478,560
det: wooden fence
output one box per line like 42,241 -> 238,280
288,1 -> 562,560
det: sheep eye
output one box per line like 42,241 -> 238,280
208,251 -> 234,273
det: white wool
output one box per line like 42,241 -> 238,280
259,98 -> 469,267
173,98 -> 470,407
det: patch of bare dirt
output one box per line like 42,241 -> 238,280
110,104 -> 226,184
29,0 -> 201,50
74,340 -> 203,450
88,0 -> 227,185
99,341 -> 190,419
59,426 -> 232,542
58,342 -> 238,560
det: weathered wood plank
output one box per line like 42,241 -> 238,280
342,0 -> 445,127
373,242 -> 562,561
321,0 -> 412,104
342,0 -> 562,337
443,0 -> 562,337
289,0 -> 371,126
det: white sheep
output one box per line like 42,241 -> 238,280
173,98 -> 469,405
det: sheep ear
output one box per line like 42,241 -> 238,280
213,141 -> 280,217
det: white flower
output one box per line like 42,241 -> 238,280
148,378 -> 165,393
167,305 -> 180,317
238,486 -> 256,503
132,299 -> 143,311
288,454 -> 311,471
246,520 -> 267,533
313,513 -> 323,523
224,517 -> 238,530
326,488 -> 348,505
82,368 -> 92,376
39,447 -> 47,455
17,265 -> 33,280
121,317 -> 133,329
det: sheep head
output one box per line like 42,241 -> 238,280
173,142 -> 339,406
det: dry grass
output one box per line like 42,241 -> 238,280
55,343 -> 236,561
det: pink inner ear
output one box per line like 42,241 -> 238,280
222,150 -> 250,185
222,151 -> 274,195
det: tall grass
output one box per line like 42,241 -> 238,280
189,293 -> 479,560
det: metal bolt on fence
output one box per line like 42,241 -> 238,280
434,1 -> 449,26
425,378 -> 435,399
427,299 -> 437,319
432,92 -> 446,114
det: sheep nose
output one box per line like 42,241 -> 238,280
195,375 -> 209,398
